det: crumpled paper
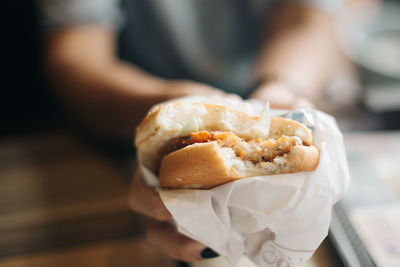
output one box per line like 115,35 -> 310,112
138,96 -> 350,266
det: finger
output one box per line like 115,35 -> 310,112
129,169 -> 172,221
195,86 -> 225,96
225,93 -> 242,101
260,92 -> 296,109
251,84 -> 296,108
250,82 -> 315,110
146,220 -> 206,262
292,97 -> 315,109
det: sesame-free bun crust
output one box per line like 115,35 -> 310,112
159,142 -> 319,189
159,142 -> 242,189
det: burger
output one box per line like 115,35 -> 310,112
135,101 -> 319,189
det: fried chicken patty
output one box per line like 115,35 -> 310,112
164,131 -> 304,164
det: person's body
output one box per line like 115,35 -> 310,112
40,0 -> 343,262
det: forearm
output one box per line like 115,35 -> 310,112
53,63 -> 169,141
253,2 -> 338,102
45,27 -> 173,141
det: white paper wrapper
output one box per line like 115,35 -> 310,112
138,96 -> 350,266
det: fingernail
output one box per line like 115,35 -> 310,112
201,248 -> 219,259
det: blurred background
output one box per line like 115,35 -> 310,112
0,0 -> 399,266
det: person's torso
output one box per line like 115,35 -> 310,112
118,0 -> 273,95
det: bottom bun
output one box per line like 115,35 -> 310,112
159,142 -> 319,189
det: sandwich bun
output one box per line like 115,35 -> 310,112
135,102 -> 319,189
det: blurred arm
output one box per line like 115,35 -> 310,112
251,2 -> 339,106
44,26 -> 222,141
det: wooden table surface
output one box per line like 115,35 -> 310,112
0,132 -> 343,267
